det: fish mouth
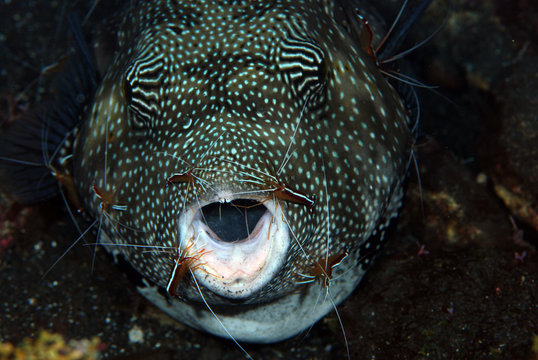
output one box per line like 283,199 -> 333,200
178,197 -> 289,300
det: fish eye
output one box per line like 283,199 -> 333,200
122,77 -> 150,130
123,54 -> 165,130
122,74 -> 154,130
278,38 -> 328,109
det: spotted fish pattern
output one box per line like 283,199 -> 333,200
6,0 -> 414,343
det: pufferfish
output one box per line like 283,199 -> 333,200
0,0 -> 420,344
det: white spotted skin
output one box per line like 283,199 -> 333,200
72,0 -> 412,342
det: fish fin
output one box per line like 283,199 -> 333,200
0,14 -> 100,204
375,0 -> 434,60
0,111 -> 57,203
391,76 -> 421,135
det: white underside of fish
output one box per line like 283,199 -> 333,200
138,254 -> 364,343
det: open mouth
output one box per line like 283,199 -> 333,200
202,199 -> 268,243
178,197 -> 290,299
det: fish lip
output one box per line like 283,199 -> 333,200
178,196 -> 290,300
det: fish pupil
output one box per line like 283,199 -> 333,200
201,199 -> 267,243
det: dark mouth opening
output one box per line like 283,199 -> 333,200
201,199 -> 267,243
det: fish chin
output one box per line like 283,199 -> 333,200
138,252 -> 364,343
178,198 -> 290,300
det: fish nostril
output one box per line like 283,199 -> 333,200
201,199 -> 267,243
